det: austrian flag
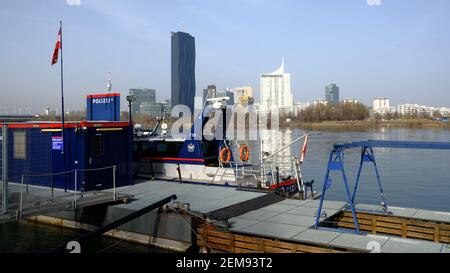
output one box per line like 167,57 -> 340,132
51,27 -> 62,65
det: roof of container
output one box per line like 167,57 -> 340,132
0,121 -> 130,129
86,93 -> 120,99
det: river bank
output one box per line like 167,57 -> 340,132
284,119 -> 450,131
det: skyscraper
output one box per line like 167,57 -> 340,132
129,88 -> 156,114
260,58 -> 294,112
171,31 -> 196,112
325,83 -> 340,104
202,85 -> 217,104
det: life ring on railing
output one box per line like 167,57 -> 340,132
219,147 -> 231,164
239,144 -> 250,162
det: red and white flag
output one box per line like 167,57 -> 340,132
51,27 -> 62,65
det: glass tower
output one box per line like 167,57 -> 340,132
171,31 -> 196,112
325,83 -> 340,104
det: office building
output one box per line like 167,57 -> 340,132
325,83 -> 340,104
233,86 -> 254,105
141,100 -> 172,117
217,89 -> 235,106
129,88 -> 156,114
260,58 -> 294,112
343,98 -> 359,104
171,31 -> 196,112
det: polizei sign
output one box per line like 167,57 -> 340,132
86,93 -> 120,121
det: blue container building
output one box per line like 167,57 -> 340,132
0,121 -> 132,191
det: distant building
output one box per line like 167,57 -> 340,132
202,85 -> 217,104
171,31 -> 196,112
233,86 -> 254,106
313,99 -> 329,107
343,98 -> 359,104
129,89 -> 156,114
325,83 -> 340,104
217,89 -> 235,106
140,100 -> 172,117
373,98 -> 392,115
293,102 -> 311,117
260,58 -> 294,113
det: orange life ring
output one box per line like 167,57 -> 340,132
219,147 -> 231,164
239,145 -> 250,162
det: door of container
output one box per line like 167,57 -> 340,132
85,131 -> 111,191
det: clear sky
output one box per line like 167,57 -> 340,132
1,0 -> 450,114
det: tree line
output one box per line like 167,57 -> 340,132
294,102 -> 370,122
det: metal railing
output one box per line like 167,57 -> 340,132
2,165 -> 118,221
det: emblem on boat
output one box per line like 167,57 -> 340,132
187,143 -> 196,153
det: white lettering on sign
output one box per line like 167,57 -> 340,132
92,98 -> 114,104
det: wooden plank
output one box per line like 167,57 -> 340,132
208,236 -> 232,246
263,246 -> 293,253
406,219 -> 435,228
439,236 -> 449,243
439,229 -> 450,236
234,241 -> 260,251
336,221 -> 372,231
406,231 -> 435,241
342,212 -> 373,220
258,237 -> 265,252
406,225 -> 435,235
234,234 -> 261,244
263,239 -> 296,250
434,225 -> 440,243
207,242 -> 231,252
234,247 -> 259,254
337,216 -> 372,225
376,216 -> 404,224
372,217 -> 377,234
401,219 -> 407,238
375,226 -> 403,236
203,225 -> 208,247
376,221 -> 402,230
207,229 -> 233,239
206,225 -> 219,231
230,234 -> 235,253
440,223 -> 450,231
295,244 -> 338,253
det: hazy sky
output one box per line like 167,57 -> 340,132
1,0 -> 450,114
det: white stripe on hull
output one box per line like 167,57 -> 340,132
135,162 -> 237,185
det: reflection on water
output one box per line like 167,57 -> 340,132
253,128 -> 450,212
0,221 -> 175,253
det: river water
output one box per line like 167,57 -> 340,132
256,127 -> 450,212
1,127 -> 449,252
0,221 -> 174,253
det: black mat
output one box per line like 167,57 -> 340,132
207,192 -> 285,220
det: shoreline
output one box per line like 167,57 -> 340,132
283,119 -> 450,131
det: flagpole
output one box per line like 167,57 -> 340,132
59,20 -> 65,155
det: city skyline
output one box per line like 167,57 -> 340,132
1,0 -> 450,113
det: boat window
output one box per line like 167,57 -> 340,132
157,143 -> 168,153
203,141 -> 219,166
